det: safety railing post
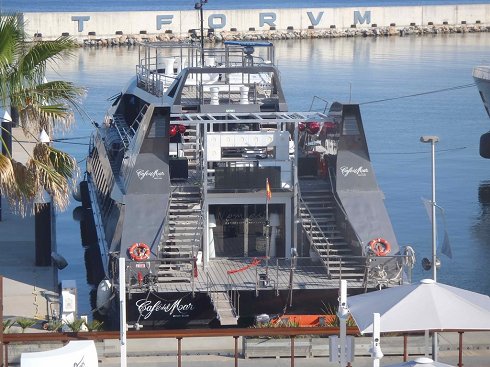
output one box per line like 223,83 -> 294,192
290,336 -> 295,367
177,337 -> 182,367
234,336 -> 239,367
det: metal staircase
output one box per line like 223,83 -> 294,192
298,178 -> 364,280
180,123 -> 199,170
157,186 -> 203,284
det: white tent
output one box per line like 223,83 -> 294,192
384,357 -> 455,367
348,279 -> 490,334
21,340 -> 98,367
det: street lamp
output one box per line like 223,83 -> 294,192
194,0 -> 208,66
420,135 -> 439,282
420,135 -> 439,362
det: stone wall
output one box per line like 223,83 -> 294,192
78,24 -> 489,47
22,4 -> 490,41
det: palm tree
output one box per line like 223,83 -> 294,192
0,13 -> 86,215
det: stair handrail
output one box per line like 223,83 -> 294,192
112,104 -> 149,151
297,186 -> 332,277
190,207 -> 204,296
128,104 -> 149,139
327,167 -> 365,254
226,273 -> 240,317
192,122 -> 206,294
327,167 -> 370,284
120,104 -> 152,188
159,189 -> 173,257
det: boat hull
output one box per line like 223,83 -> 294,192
126,292 -> 217,329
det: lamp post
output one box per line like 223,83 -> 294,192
420,135 -> 439,282
420,135 -> 439,362
194,0 -> 208,66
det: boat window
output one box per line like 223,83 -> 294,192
221,146 -> 275,159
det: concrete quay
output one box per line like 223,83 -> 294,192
0,127 -> 59,329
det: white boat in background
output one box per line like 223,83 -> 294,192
473,66 -> 490,157
78,40 -> 413,329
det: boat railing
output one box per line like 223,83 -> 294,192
126,256 -> 196,292
136,64 -> 178,97
159,189 -> 173,256
206,271 -> 219,314
227,273 -> 241,317
120,104 -> 152,187
222,255 -> 410,292
109,103 -> 148,151
190,209 -> 204,296
309,96 -> 329,114
363,253 -> 411,289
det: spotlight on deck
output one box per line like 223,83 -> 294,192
421,257 -> 441,271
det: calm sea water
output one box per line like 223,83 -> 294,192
2,0 -> 490,12
50,33 -> 490,315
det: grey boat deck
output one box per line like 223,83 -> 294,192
145,257 -> 366,293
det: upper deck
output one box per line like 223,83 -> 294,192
134,41 -> 287,113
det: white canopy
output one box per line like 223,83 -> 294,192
384,357 -> 455,367
348,279 -> 490,334
21,340 -> 98,367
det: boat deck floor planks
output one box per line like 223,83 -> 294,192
153,257 -> 365,292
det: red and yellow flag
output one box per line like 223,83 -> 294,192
266,178 -> 272,201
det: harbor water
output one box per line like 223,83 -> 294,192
48,33 -> 490,315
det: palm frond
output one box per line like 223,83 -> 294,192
33,143 -> 78,181
12,80 -> 86,132
0,16 -> 84,214
0,153 -> 15,192
17,36 -> 79,85
5,159 -> 38,216
0,14 -> 24,102
0,127 -> 12,158
27,158 -> 70,211
11,159 -> 38,198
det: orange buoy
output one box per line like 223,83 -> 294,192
368,238 -> 391,256
128,242 -> 151,261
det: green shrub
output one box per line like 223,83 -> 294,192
85,319 -> 104,331
47,320 -> 63,332
64,318 -> 86,332
2,319 -> 14,333
15,318 -> 37,332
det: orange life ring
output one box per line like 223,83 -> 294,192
128,243 -> 151,261
368,238 -> 391,257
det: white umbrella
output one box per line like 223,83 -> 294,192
348,279 -> 490,334
384,357 -> 455,367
